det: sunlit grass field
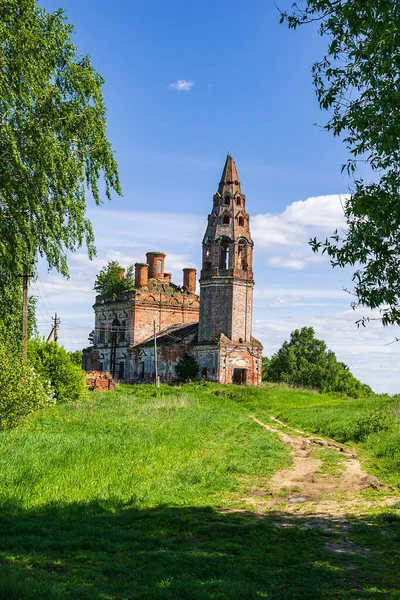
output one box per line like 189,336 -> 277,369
0,383 -> 399,599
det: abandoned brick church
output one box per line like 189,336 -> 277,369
83,155 -> 263,385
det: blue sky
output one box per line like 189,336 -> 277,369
34,0 -> 400,393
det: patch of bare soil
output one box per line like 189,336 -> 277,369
246,415 -> 396,518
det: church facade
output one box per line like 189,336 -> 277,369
83,155 -> 263,385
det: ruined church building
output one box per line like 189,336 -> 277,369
83,155 -> 263,385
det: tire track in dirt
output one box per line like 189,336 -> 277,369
248,415 -> 395,516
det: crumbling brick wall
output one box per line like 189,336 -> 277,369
85,371 -> 116,391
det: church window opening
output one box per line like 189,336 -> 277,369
222,214 -> 230,225
238,216 -> 244,227
236,197 -> 242,206
157,260 -> 162,274
201,367 -> 207,379
224,195 -> 230,205
220,243 -> 230,269
118,361 -> 125,380
238,240 -> 248,271
99,328 -> 105,343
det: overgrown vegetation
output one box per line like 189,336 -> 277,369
0,324 -> 55,430
0,383 -> 399,598
263,327 -> 372,397
68,349 -> 83,367
0,321 -> 86,428
29,340 -> 87,404
94,260 -> 135,299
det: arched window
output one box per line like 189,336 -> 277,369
224,195 -> 230,205
238,216 -> 244,227
223,214 -> 230,225
157,259 -> 162,274
220,243 -> 230,270
236,197 -> 242,206
238,240 -> 248,271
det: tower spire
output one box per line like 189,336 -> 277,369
219,154 -> 240,189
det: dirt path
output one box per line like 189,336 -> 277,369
244,415 -> 398,519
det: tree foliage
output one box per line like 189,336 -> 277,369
174,353 -> 199,382
266,327 -> 372,397
94,261 -> 135,299
281,0 -> 400,325
262,356 -> 270,382
0,0 -> 121,276
29,340 -> 87,403
0,323 -> 54,430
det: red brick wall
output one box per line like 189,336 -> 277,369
132,291 -> 200,345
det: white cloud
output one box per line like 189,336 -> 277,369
268,253 -> 326,271
252,193 -> 348,248
283,194 -> 348,229
169,80 -> 194,92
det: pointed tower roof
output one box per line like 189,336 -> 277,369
220,154 -> 240,185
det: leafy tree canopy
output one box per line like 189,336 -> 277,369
281,0 -> 400,325
266,327 -> 372,397
0,0 -> 121,277
94,261 -> 135,299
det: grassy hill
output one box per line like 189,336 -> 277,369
0,383 -> 399,599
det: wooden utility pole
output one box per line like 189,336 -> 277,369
53,313 -> 60,342
153,320 -> 160,388
47,313 -> 60,343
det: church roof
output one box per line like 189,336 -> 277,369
220,154 -> 239,185
132,322 -> 199,348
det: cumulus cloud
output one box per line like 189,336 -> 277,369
169,80 -> 194,92
252,193 -> 348,248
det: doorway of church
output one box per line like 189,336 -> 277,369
233,368 -> 247,385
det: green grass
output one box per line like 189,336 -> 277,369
0,382 -> 399,598
315,447 -> 348,476
0,385 -> 289,510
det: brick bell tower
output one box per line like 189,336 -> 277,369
198,154 -> 254,344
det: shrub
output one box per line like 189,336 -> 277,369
0,323 -> 54,430
174,353 -> 199,382
68,349 -> 83,367
29,340 -> 87,403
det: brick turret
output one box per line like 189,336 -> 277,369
146,252 -> 166,280
183,268 -> 197,293
135,263 -> 148,288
